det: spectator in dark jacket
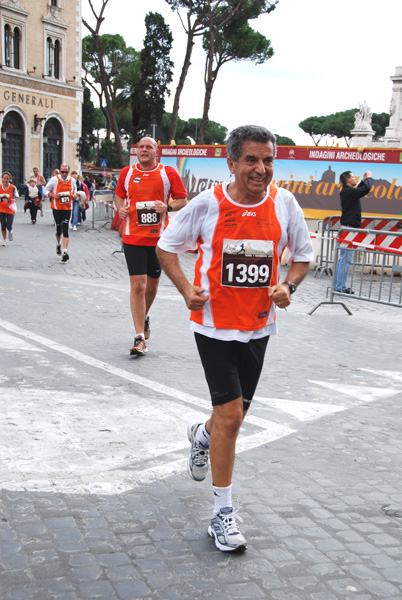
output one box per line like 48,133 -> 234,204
334,170 -> 373,292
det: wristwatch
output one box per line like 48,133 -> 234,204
283,280 -> 297,295
167,205 -> 173,212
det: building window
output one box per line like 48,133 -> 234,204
4,24 -> 11,67
3,24 -> 21,69
46,37 -> 52,76
53,39 -> 60,79
13,27 -> 20,69
45,36 -> 62,78
50,0 -> 58,5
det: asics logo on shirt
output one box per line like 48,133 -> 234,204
242,210 -> 256,217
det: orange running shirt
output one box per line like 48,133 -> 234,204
0,184 -> 17,215
115,163 -> 187,246
158,182 -> 314,338
44,176 -> 76,210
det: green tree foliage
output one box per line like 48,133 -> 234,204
78,86 -> 98,162
275,135 -> 295,145
299,109 -> 390,146
82,0 -> 126,166
298,116 -> 328,146
371,112 -> 389,139
198,1 -> 276,143
161,113 -> 228,144
113,48 -> 142,143
166,0 -> 276,142
140,13 -> 174,129
98,138 -> 120,168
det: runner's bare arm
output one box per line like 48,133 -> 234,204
156,247 -> 209,311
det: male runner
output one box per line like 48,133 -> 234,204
156,125 -> 314,552
115,137 -> 187,355
44,164 -> 77,262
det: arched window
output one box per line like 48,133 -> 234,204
46,37 -> 53,76
4,24 -> 11,67
13,27 -> 20,69
53,39 -> 60,79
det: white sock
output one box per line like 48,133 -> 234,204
195,422 -> 210,447
136,333 -> 145,340
213,484 -> 232,515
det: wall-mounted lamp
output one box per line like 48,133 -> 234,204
34,114 -> 46,130
27,66 -> 37,75
66,75 -> 76,83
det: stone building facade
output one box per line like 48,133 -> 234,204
0,0 -> 82,186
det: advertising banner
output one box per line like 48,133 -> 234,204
130,145 -> 402,220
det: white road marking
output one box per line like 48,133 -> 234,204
360,369 -> 402,384
1,318 -> 401,493
310,380 -> 401,403
254,396 -> 345,422
0,330 -> 46,352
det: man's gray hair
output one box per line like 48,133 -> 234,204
226,125 -> 276,162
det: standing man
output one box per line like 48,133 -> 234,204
44,164 -> 77,262
156,125 -> 314,552
115,137 -> 187,356
334,170 -> 373,293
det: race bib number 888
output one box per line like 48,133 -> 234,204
136,201 -> 161,226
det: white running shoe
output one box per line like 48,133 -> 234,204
8,230 -> 13,241
2,239 -> 7,246
208,507 -> 247,552
187,423 -> 209,481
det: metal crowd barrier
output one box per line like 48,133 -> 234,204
87,190 -> 115,231
310,226 -> 402,314
314,216 -> 402,278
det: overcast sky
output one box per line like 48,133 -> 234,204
82,0 -> 402,145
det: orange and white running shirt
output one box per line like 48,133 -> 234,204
158,182 -> 314,342
44,176 -> 76,210
115,163 -> 187,246
0,184 -> 17,214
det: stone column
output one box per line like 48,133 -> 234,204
382,66 -> 402,147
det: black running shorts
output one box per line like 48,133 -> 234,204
194,332 -> 269,410
123,243 -> 162,278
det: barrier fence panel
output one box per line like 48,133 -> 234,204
309,226 -> 402,314
314,216 -> 402,278
88,190 -> 115,231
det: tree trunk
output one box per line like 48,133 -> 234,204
93,37 -> 125,167
169,29 -> 195,143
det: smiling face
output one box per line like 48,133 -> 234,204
2,172 -> 11,187
227,140 -> 275,204
137,137 -> 157,170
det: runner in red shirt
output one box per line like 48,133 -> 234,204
115,137 -> 187,356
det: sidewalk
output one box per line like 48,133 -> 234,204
1,203 -> 402,600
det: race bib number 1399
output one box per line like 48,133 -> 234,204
221,239 -> 274,288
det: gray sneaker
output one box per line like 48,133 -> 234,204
187,422 -> 209,481
8,230 -> 13,241
208,507 -> 247,552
